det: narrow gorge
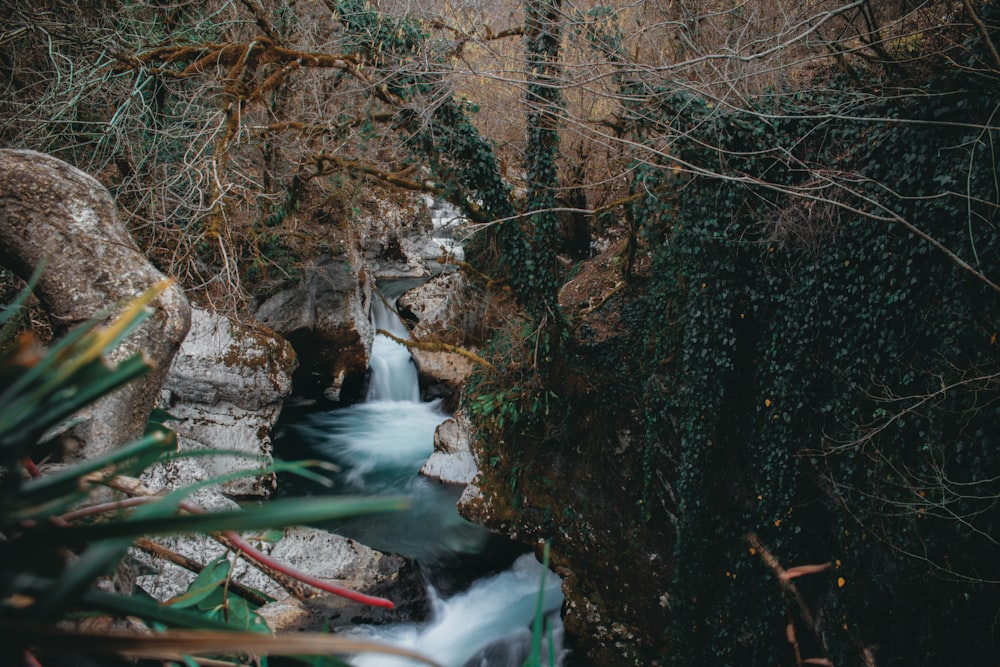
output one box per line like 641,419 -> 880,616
3,2 -> 999,666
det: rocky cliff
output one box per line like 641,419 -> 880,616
458,244 -> 674,666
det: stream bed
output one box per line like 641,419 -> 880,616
273,287 -> 566,666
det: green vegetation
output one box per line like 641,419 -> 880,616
630,34 -> 1000,666
462,3 -> 1000,665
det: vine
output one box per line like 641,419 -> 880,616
633,53 -> 1000,665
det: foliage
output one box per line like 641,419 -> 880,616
629,28 -> 1000,666
0,278 -> 432,666
521,0 -> 565,325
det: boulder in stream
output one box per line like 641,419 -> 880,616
420,412 -> 478,485
255,527 -> 430,629
397,272 -> 479,399
133,523 -> 429,630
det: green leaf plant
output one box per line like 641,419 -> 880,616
0,274 -> 441,666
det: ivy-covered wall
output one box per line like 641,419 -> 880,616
637,39 -> 1000,667
467,7 -> 1000,666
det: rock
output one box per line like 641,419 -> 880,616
140,456 -> 238,512
254,528 -> 430,628
420,412 -> 478,485
357,194 -> 431,279
131,459 -> 244,602
457,482 -> 489,526
134,525 -> 430,630
256,255 -> 373,402
159,308 -> 296,497
397,272 -> 478,394
0,149 -> 191,457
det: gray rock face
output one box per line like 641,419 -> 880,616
420,412 -> 478,485
159,308 -> 296,497
358,195 -> 431,279
0,149 -> 191,457
256,255 -> 373,402
397,272 -> 478,392
134,525 -> 429,630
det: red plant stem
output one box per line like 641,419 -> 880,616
221,530 -> 395,609
60,496 -> 155,522
166,497 -> 393,609
79,479 -> 395,610
21,457 -> 41,478
23,650 -> 43,667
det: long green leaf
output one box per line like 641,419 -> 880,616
7,574 -> 235,631
525,541 -> 551,667
13,355 -> 151,450
0,322 -> 105,414
32,535 -> 138,621
83,588 -> 237,630
148,459 -> 340,515
168,556 -> 232,609
11,496 -> 410,546
15,430 -> 175,514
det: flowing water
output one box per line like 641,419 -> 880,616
275,284 -> 566,666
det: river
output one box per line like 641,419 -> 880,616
274,283 -> 566,666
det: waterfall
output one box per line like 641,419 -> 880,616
351,553 -> 565,667
277,282 -> 568,666
368,293 -> 420,402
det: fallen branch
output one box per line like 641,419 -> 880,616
747,532 -> 833,666
312,154 -> 441,195
575,281 -> 625,319
435,256 -> 500,289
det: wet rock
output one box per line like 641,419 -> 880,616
248,527 -> 431,629
135,525 -> 430,629
256,255 -> 373,402
420,412 -> 477,485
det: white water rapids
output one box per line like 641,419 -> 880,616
279,286 -> 566,666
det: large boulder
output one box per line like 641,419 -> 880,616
134,524 -> 429,630
256,255 -> 373,402
397,272 -> 478,397
253,527 -> 430,628
357,194 -> 431,279
159,307 -> 296,497
0,149 -> 191,457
